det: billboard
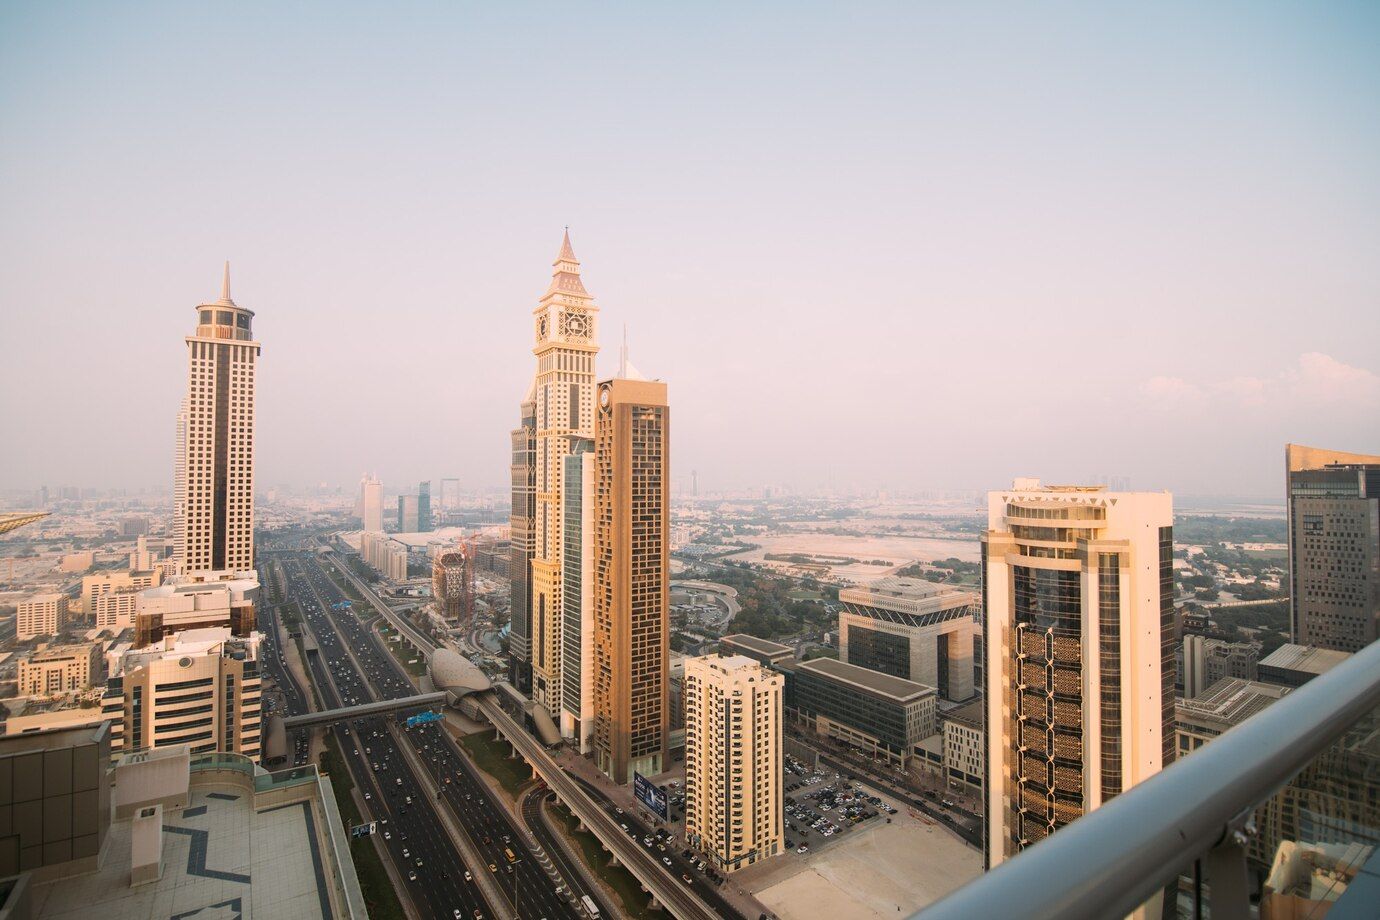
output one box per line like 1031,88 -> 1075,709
633,772 -> 668,821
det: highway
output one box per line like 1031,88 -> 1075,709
325,544 -> 730,920
289,553 -> 587,920
282,555 -> 491,919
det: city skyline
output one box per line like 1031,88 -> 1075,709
4,4 -> 1380,499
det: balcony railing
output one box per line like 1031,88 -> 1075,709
913,638 -> 1380,920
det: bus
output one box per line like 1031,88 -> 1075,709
580,894 -> 600,917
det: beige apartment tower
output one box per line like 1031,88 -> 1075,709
527,231 -> 600,714
983,480 -> 1175,870
174,264 -> 260,575
683,655 -> 784,872
17,593 -> 69,641
592,375 -> 670,784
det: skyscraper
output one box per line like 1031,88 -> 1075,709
560,437 -> 595,751
174,264 -> 259,576
684,654 -> 783,872
397,494 -> 419,532
509,392 -> 537,692
359,473 -> 383,533
1285,443 -> 1380,653
417,480 -> 432,532
982,480 -> 1175,870
592,370 -> 669,784
527,231 -> 600,714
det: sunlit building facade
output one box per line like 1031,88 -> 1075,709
982,480 -> 1175,870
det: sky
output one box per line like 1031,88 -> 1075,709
2,2 -> 1379,501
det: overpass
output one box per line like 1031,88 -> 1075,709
323,549 -> 439,653
476,695 -> 723,920
282,692 -> 449,730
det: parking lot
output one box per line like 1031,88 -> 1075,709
780,753 -> 896,855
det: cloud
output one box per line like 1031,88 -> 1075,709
1140,353 -> 1380,413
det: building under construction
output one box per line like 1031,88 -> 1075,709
433,545 -> 474,624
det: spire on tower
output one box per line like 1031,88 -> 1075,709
557,227 -> 578,264
219,261 -> 235,306
619,324 -> 629,378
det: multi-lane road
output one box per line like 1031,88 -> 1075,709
279,552 -> 599,920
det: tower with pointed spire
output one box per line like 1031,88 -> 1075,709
174,264 -> 260,575
520,231 -> 600,714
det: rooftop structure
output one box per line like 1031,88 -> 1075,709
1258,643 -> 1353,688
784,657 -> 937,765
718,633 -> 796,666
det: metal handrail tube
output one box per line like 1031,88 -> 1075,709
913,639 -> 1380,920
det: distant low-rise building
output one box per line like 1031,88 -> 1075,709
783,657 -> 936,766
1258,643 -> 1352,689
83,568 -> 162,618
93,589 -> 140,631
59,551 -> 94,573
19,643 -> 102,696
1182,634 -> 1259,698
718,634 -> 795,668
17,593 -> 69,641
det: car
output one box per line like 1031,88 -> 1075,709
402,849 -> 409,858
416,858 -> 423,867
683,873 -> 694,883
464,870 -> 472,882
488,863 -> 497,873
662,857 -> 672,867
383,831 -> 391,840
797,845 -> 809,854
363,792 -> 371,800
454,912 -> 464,919
408,870 -> 417,881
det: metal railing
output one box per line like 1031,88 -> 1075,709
913,639 -> 1380,920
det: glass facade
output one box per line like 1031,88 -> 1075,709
847,625 -> 910,680
1098,553 -> 1121,801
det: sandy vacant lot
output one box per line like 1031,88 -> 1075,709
751,820 -> 981,920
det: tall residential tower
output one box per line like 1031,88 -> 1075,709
174,264 -> 260,576
982,480 -> 1175,870
526,231 -> 600,714
592,370 -> 670,784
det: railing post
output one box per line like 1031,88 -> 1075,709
1204,817 -> 1253,920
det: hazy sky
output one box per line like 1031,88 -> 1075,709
3,2 -> 1378,500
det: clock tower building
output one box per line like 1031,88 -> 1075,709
525,230 -> 600,714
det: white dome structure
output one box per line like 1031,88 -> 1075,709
428,647 -> 492,702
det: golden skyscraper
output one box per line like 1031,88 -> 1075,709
174,264 -> 260,576
527,231 -> 600,713
592,373 -> 670,784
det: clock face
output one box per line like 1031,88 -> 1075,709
599,387 -> 610,407
536,313 -> 549,339
561,310 -> 591,339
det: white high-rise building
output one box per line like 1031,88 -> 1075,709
174,264 -> 260,576
683,655 -> 783,872
526,231 -> 600,714
360,473 -> 384,533
982,480 -> 1175,872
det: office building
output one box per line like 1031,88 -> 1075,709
83,568 -> 162,618
93,590 -> 140,631
592,371 -> 669,784
838,576 -> 978,702
982,480 -> 1175,868
1285,444 -> 1380,652
1182,634 -> 1259,698
18,643 -> 102,696
440,477 -> 460,512
942,700 -> 985,791
509,392 -> 537,692
417,480 -> 432,532
1257,643 -> 1352,689
397,494 -> 419,533
17,594 -> 68,641
120,515 -> 150,537
132,572 -> 258,648
59,552 -> 94,574
128,534 -> 158,571
683,655 -> 784,872
1175,677 -> 1290,759
432,546 -> 471,622
719,634 -> 796,668
560,438 -> 595,751
359,473 -> 383,533
784,657 -> 936,766
174,264 -> 259,575
527,230 -> 601,716
100,627 -> 262,761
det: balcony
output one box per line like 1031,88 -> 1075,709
912,639 -> 1380,920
